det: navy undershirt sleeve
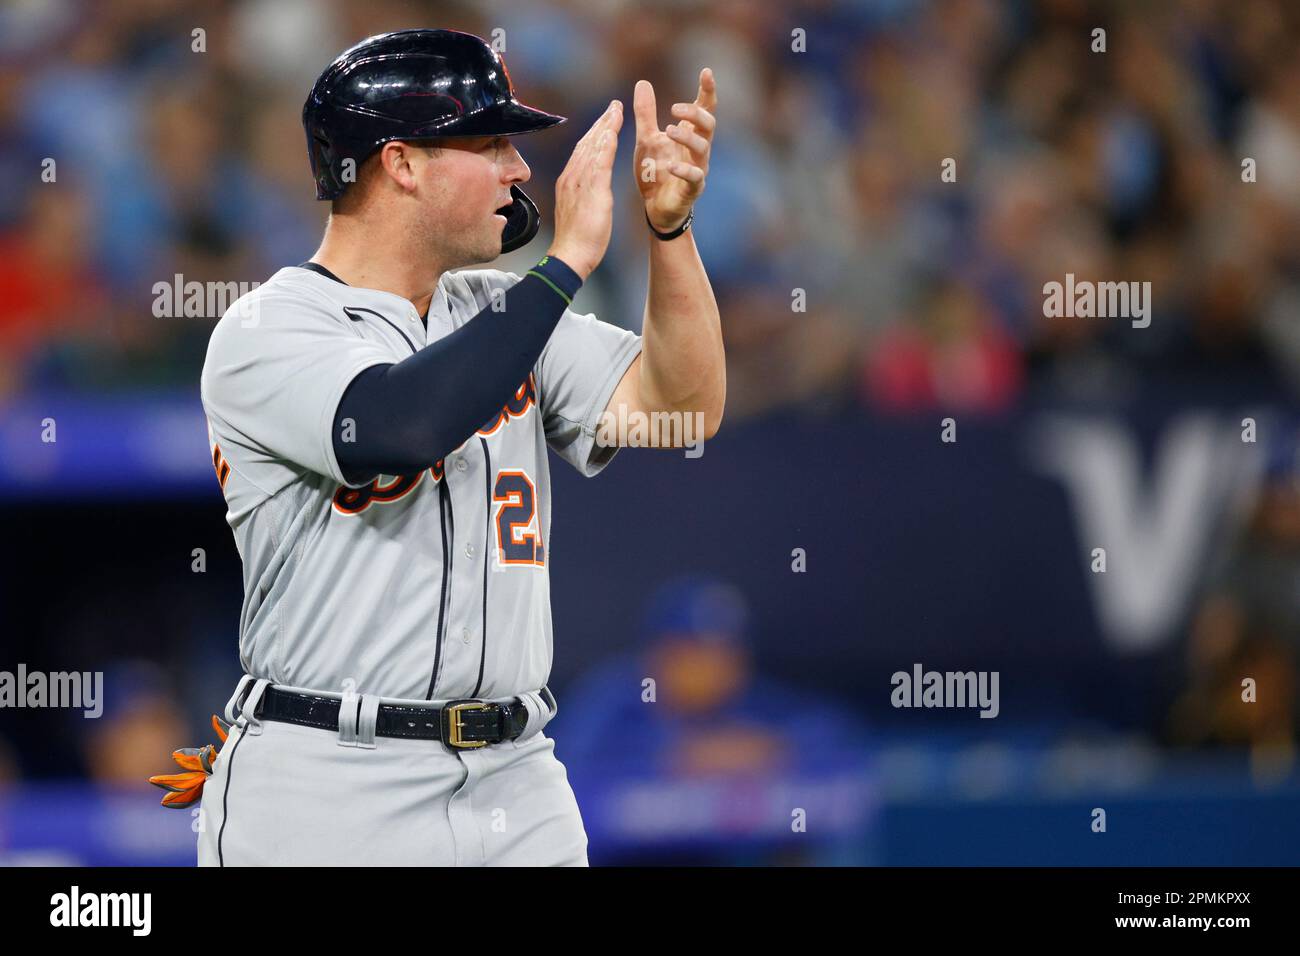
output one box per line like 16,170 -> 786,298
331,256 -> 583,484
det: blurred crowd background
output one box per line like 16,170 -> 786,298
1,0 -> 1299,865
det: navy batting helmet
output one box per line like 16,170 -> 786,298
302,29 -> 566,253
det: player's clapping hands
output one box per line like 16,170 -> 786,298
547,99 -> 623,279
633,68 -> 716,232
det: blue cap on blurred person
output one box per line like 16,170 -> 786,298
641,575 -> 750,646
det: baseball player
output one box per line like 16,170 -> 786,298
148,29 -> 723,866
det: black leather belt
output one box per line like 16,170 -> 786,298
255,686 -> 531,749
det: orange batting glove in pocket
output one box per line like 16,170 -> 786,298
147,714 -> 230,808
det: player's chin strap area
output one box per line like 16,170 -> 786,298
220,675 -> 557,751
499,184 -> 542,254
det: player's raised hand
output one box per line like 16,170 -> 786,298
633,68 -> 716,232
547,99 -> 623,279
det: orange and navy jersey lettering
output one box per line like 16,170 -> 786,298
211,443 -> 231,488
493,468 -> 545,567
332,373 -> 536,514
477,373 -> 537,437
333,462 -> 443,514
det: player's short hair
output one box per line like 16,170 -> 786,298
330,142 -> 444,215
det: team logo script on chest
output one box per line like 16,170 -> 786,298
331,374 -> 537,514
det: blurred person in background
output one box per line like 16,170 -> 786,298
552,575 -> 873,864
555,576 -> 868,779
239,89 -> 330,267
0,184 -> 110,396
82,662 -> 190,789
1169,427 -> 1300,778
0,60 -> 40,227
862,276 -> 1022,414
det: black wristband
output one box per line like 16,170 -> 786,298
646,208 -> 693,241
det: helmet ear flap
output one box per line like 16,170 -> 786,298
499,184 -> 541,254
307,128 -> 347,200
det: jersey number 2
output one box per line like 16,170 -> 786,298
493,470 -> 545,566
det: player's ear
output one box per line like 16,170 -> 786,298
378,141 -> 423,194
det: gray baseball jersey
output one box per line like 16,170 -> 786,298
200,264 -> 641,702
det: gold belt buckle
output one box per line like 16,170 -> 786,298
445,701 -> 490,749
